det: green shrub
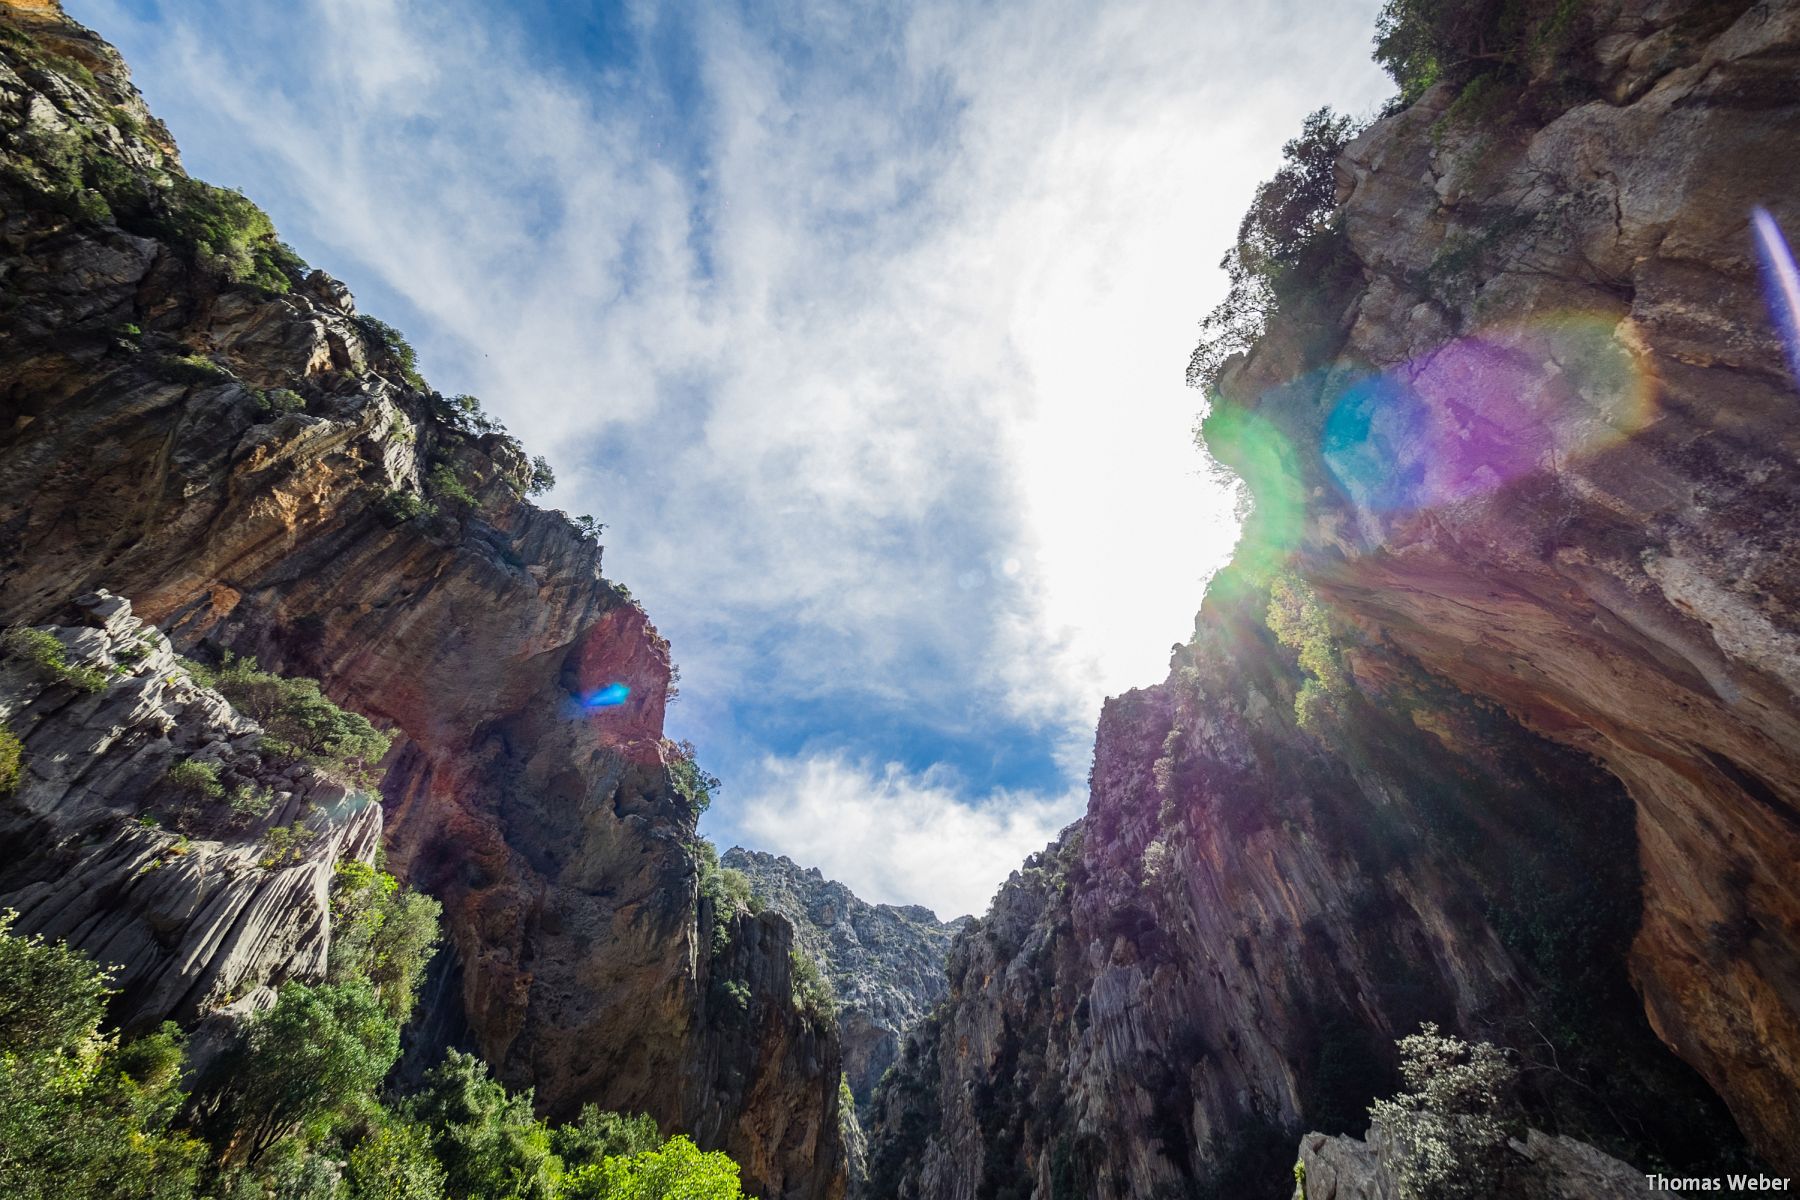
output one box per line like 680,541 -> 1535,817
352,315 -> 426,391
3,626 -> 109,692
527,455 -> 557,495
229,782 -> 275,819
145,175 -> 305,294
407,1050 -> 562,1199
328,860 -> 441,1023
164,758 -> 223,801
207,979 -> 402,1162
257,387 -> 306,415
344,1119 -> 446,1200
375,488 -> 435,523
426,463 -> 477,510
200,653 -> 391,782
1265,573 -> 1352,732
149,353 -> 232,387
789,949 -> 836,1022
0,727 -> 20,797
564,1134 -> 744,1200
552,1106 -> 663,1173
260,823 -> 311,869
0,912 -> 207,1199
669,740 -> 720,816
1187,108 -> 1361,392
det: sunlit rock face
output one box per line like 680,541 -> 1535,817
868,1 -> 1799,1195
723,848 -> 969,1113
0,6 -> 843,1195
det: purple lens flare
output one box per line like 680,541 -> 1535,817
1753,207 -> 1800,389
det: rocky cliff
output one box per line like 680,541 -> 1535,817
867,1 -> 1799,1197
723,848 -> 967,1114
0,4 -> 844,1195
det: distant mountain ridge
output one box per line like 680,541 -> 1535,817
722,848 -> 967,1114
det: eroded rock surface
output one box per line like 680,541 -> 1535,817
0,592 -> 379,1035
1294,1128 -> 1651,1200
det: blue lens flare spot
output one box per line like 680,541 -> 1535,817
585,682 -> 630,708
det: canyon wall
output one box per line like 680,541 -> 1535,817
867,1 -> 1800,1196
0,4 -> 844,1195
725,848 -> 967,1114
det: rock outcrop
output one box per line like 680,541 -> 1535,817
1293,1128 -> 1652,1200
0,591 -> 379,1038
867,1 -> 1799,1197
724,848 -> 967,1114
0,5 -> 844,1195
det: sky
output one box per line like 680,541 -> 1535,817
67,0 -> 1394,918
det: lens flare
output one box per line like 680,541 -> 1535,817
1321,313 -> 1656,515
585,682 -> 630,708
1753,207 -> 1800,389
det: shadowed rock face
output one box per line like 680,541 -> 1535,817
868,2 -> 1799,1196
723,848 -> 968,1113
0,6 -> 843,1195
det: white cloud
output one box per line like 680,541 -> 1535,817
67,0 -> 1394,913
732,754 -> 1082,919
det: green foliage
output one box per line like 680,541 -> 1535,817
409,1049 -> 564,1199
572,515 -> 607,541
329,860 -> 442,1023
164,758 -> 224,801
150,353 -> 233,387
1373,0 -> 1598,105
147,175 -> 306,293
201,653 -> 391,782
345,1118 -> 448,1200
353,315 -> 427,391
0,912 -> 207,1199
1187,108 -> 1361,392
259,823 -> 311,869
565,1136 -> 743,1200
1265,573 -> 1352,732
527,455 -> 558,495
376,487 -> 436,523
1369,1024 -> 1521,1200
668,740 -> 720,817
789,949 -> 836,1022
428,463 -> 478,510
553,1107 -> 664,1173
3,627 -> 109,693
209,979 -> 402,1162
256,387 -> 307,415
0,728 -> 20,797
229,782 -> 274,820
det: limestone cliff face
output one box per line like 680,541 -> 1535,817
723,848 -> 967,1113
0,5 -> 843,1196
867,2 -> 1800,1196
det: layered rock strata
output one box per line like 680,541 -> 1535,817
724,848 -> 967,1113
0,591 -> 379,1034
868,1 -> 1799,1196
0,5 -> 844,1195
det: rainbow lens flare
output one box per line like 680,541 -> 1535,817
585,682 -> 630,708
1321,314 -> 1656,515
1753,207 -> 1800,389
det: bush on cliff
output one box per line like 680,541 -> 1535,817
1186,107 -> 1361,392
3,626 -> 109,693
0,727 -> 21,796
328,861 -> 442,1023
188,653 -> 391,784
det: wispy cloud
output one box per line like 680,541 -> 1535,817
733,754 -> 1080,919
69,0 -> 1391,913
